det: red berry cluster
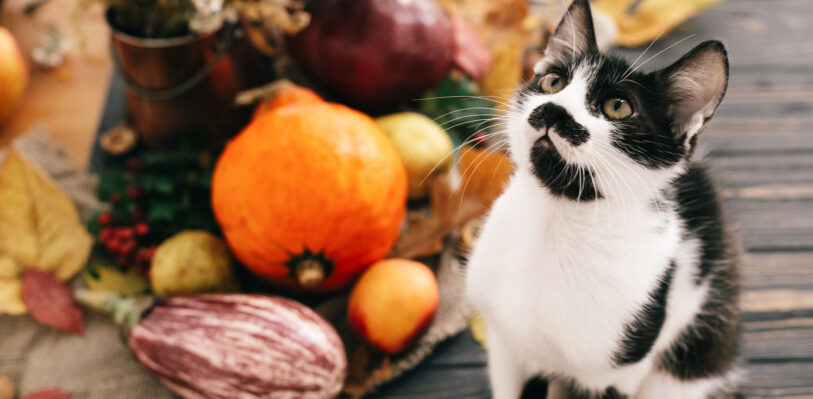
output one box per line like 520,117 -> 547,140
98,214 -> 157,273
97,182 -> 155,274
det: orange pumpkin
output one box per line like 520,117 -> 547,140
251,84 -> 322,119
212,86 -> 408,294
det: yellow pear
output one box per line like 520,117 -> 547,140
376,112 -> 454,199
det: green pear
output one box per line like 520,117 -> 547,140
376,112 -> 454,199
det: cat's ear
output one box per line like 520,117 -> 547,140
659,40 -> 729,140
544,0 -> 598,62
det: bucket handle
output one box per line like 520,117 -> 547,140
113,23 -> 239,102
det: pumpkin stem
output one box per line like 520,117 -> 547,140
296,259 -> 326,288
233,79 -> 295,106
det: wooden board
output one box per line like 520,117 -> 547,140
0,0 -> 113,170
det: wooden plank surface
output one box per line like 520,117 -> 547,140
0,0 -> 112,170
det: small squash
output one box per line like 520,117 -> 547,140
212,86 -> 407,294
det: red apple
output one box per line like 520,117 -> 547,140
0,27 -> 28,123
287,0 -> 454,109
347,259 -> 439,354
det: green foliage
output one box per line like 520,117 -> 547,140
420,75 -> 496,147
90,145 -> 221,271
109,0 -> 196,38
74,0 -> 196,39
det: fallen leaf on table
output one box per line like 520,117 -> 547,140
0,279 -> 25,315
0,150 -> 93,315
21,269 -> 84,334
594,0 -> 724,47
390,178 -> 485,260
20,389 -> 70,399
390,147 -> 513,260
469,311 -> 488,350
82,265 -> 150,297
341,346 -> 393,398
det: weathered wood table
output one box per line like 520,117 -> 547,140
91,0 -> 813,397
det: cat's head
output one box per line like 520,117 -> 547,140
507,0 -> 728,202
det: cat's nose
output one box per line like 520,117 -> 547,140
528,102 -> 569,130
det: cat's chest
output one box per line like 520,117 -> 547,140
466,175 -> 679,372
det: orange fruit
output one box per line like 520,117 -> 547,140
348,259 -> 439,354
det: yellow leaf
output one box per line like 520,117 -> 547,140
469,311 -> 488,350
480,40 -> 525,103
0,279 -> 26,315
594,0 -> 724,47
83,266 -> 150,297
0,254 -> 20,279
0,150 -> 93,314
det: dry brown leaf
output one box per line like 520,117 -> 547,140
0,150 -> 93,314
341,346 -> 393,398
390,178 -> 485,260
390,147 -> 513,260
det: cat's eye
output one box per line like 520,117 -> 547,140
539,73 -> 566,94
603,98 -> 633,120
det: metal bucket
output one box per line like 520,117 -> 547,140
110,13 -> 270,148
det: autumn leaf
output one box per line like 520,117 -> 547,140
0,149 -> 93,315
0,254 -> 25,314
20,389 -> 71,399
21,269 -> 84,334
390,147 -> 513,260
437,0 -> 538,103
458,146 -> 514,207
469,311 -> 488,350
594,0 -> 724,47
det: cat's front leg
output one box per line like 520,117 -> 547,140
487,328 -> 525,399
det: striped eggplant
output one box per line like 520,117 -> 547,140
77,292 -> 346,399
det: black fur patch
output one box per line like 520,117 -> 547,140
530,140 -> 602,201
658,164 -> 741,380
585,53 -> 686,169
528,103 -> 590,146
519,376 -> 548,399
675,165 -> 728,283
562,381 -> 629,399
613,261 -> 676,366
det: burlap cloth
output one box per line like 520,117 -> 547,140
0,129 -> 471,398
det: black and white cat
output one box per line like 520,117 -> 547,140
465,0 -> 741,398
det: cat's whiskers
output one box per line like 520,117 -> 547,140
621,34 -> 697,81
457,138 -> 510,210
592,140 -> 670,216
419,130 -> 507,189
430,107 -> 504,124
438,113 -> 501,128
416,95 -> 519,111
618,20 -> 675,83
